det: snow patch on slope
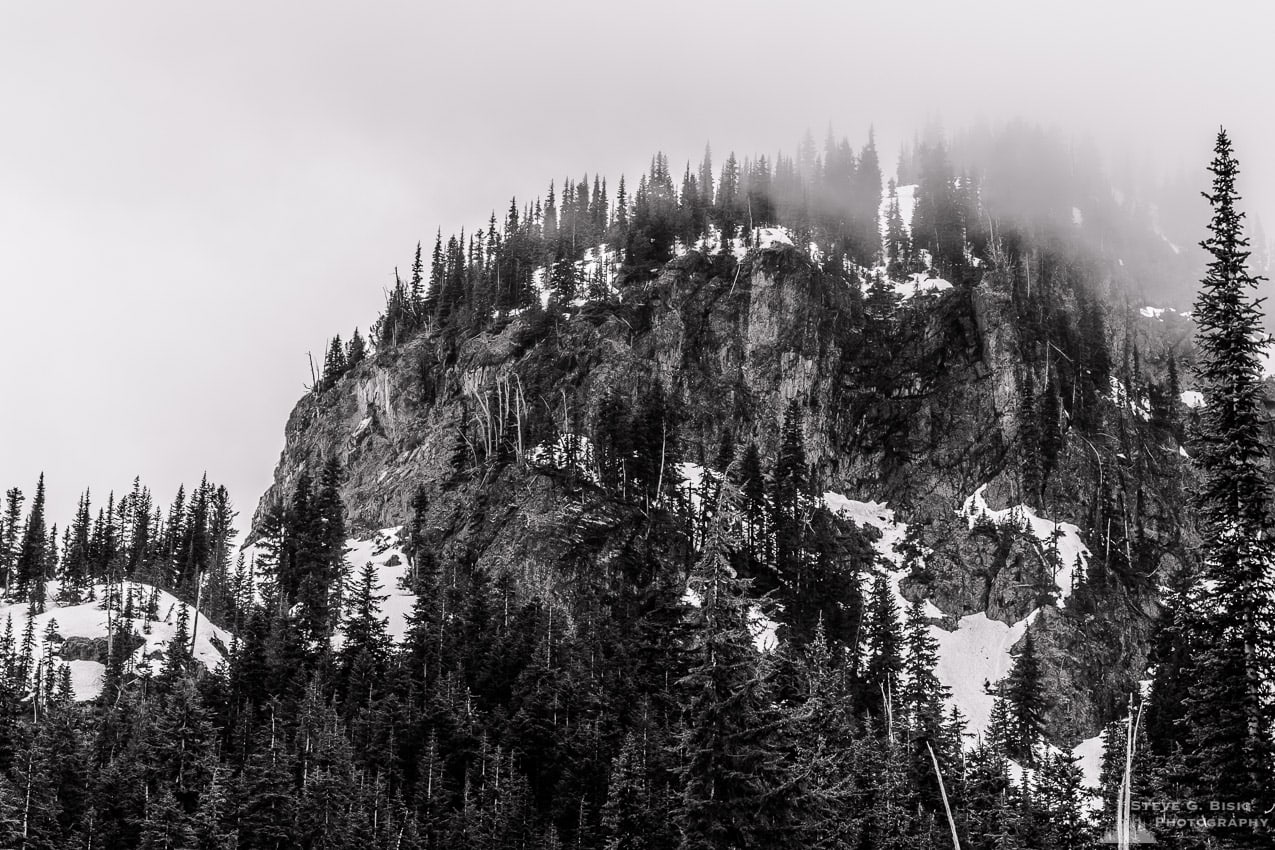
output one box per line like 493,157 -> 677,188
0,581 -> 233,701
688,224 -> 798,261
935,614 -> 1035,739
754,226 -> 794,249
823,490 -> 1048,739
1073,733 -> 1106,789
822,493 -> 907,564
682,478 -> 1095,745
821,493 -> 940,616
892,273 -> 953,300
67,659 -> 106,701
878,183 -> 918,246
341,527 -> 414,645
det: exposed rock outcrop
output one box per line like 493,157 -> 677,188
252,242 -> 1185,746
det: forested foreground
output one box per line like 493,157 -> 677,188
0,470 -> 1109,850
0,130 -> 1271,849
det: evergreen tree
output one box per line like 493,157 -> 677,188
781,625 -> 866,849
1174,129 -> 1275,838
59,491 -> 92,603
9,734 -> 61,849
321,334 -> 348,391
345,328 -> 367,369
338,559 -> 391,713
862,571 -> 904,720
851,130 -> 883,263
781,506 -> 866,649
1003,627 -> 1046,765
884,179 -> 911,277
289,457 -> 348,647
1018,368 -> 1043,504
0,487 -> 22,597
234,712 -> 299,850
410,240 -> 425,310
202,485 -> 237,626
901,597 -> 948,733
601,732 -> 653,850
630,378 -> 679,509
191,768 -> 235,850
1038,368 -> 1065,492
678,481 -> 791,850
770,401 -> 808,597
424,230 -> 444,318
593,389 -> 632,495
14,475 -> 46,600
737,443 -> 768,582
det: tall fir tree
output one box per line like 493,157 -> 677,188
14,474 -> 47,602
862,571 -> 904,720
901,597 -> 949,732
0,487 -> 22,597
1173,129 -> 1275,839
1003,627 -> 1046,765
770,401 -> 808,597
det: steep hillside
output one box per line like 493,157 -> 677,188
253,208 -> 1197,754
0,580 -> 232,701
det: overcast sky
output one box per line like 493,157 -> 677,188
2,1 -> 1271,529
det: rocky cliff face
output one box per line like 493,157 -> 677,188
252,240 -> 1187,746
256,246 -> 1020,533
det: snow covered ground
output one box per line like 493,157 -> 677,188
824,489 -> 1028,737
821,493 -> 908,564
824,483 -> 1101,774
1073,733 -> 1106,789
891,272 -> 953,300
936,612 -> 1035,742
341,526 -> 414,645
0,581 -> 233,701
0,523 -> 415,702
753,226 -> 794,250
1138,305 -> 1189,322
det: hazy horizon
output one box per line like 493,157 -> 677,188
3,0 -> 1272,529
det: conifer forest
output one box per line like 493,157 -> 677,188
3,7 -> 1275,850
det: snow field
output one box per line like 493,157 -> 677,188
340,526 -> 414,646
0,580 -> 233,701
825,485 -> 1102,781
